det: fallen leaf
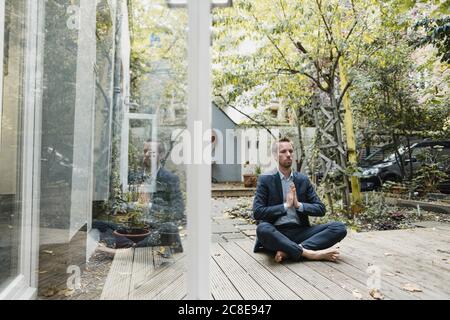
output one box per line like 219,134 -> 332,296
352,290 -> 363,299
369,289 -> 384,300
402,283 -> 422,292
42,287 -> 57,297
64,289 -> 75,297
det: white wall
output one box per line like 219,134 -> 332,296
69,0 -> 98,239
239,126 -> 317,177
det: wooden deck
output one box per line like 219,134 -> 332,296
100,225 -> 450,300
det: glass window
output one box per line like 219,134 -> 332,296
1,0 -> 193,300
35,0 -> 188,299
0,0 -> 26,291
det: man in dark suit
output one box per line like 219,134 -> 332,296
95,139 -> 185,254
253,137 -> 347,263
130,139 -> 185,253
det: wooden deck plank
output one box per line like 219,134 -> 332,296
344,252 -> 444,300
153,273 -> 186,300
131,255 -> 187,300
282,263 -> 355,300
94,227 -> 449,300
250,241 -> 359,301
340,237 -> 447,299
363,232 -> 450,273
129,248 -> 155,300
210,257 -> 243,300
221,241 -> 301,300
342,235 -> 450,298
100,248 -> 134,300
324,256 -> 414,300
351,234 -> 450,274
381,228 -> 450,258
302,260 -> 374,300
340,242 -> 448,300
236,233 -> 377,300
413,222 -> 450,231
348,230 -> 450,277
366,227 -> 450,244
212,243 -> 271,300
237,240 -> 331,300
360,228 -> 450,261
414,227 -> 450,242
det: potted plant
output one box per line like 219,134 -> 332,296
111,188 -> 151,243
242,163 -> 260,188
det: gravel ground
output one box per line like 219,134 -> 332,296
220,195 -> 450,232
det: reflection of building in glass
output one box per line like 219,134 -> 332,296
0,0 -> 134,299
0,0 -> 26,293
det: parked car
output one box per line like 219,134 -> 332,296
359,140 -> 450,193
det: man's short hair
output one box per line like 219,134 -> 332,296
145,138 -> 166,156
272,137 -> 293,155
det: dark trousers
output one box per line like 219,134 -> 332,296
256,221 -> 347,261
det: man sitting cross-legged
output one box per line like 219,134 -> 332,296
253,137 -> 347,263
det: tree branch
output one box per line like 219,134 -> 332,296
355,44 -> 382,69
344,20 -> 358,42
250,11 -> 293,70
337,80 -> 353,107
315,0 -> 339,51
278,68 -> 328,92
330,51 -> 341,82
215,94 -> 277,138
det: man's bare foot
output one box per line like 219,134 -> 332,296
274,251 -> 288,263
301,247 -> 340,262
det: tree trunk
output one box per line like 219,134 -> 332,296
328,89 -> 351,213
295,106 -> 305,172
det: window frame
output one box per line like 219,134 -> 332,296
0,0 -> 43,300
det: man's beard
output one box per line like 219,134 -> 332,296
280,159 -> 292,169
143,158 -> 151,170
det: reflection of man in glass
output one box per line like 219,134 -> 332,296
94,139 -> 185,255
132,139 -> 185,253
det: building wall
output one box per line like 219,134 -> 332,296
212,105 -> 242,182
239,126 -> 316,176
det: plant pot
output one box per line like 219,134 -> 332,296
243,174 -> 257,188
113,227 -> 151,244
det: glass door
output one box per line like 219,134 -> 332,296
0,0 -> 40,299
0,0 -> 212,300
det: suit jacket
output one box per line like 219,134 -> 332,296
129,167 -> 185,224
252,170 -> 326,252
